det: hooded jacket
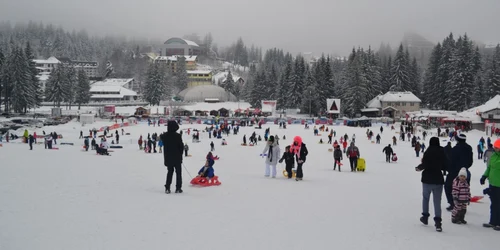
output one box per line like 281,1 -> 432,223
346,142 -> 360,158
383,145 -> 393,155
161,121 -> 184,166
263,140 -> 281,165
416,137 -> 446,184
484,152 -> 500,187
450,140 -> 473,177
291,136 -> 308,163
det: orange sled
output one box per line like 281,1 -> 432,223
470,196 -> 484,202
190,176 -> 221,186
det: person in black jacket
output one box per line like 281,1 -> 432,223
382,144 -> 393,163
416,137 -> 447,232
279,145 -> 295,179
161,121 -> 184,194
443,142 -> 452,175
445,134 -> 473,211
333,145 -> 343,171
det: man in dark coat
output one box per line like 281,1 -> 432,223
445,134 -> 473,211
382,144 -> 393,163
443,142 -> 452,175
161,121 -> 184,194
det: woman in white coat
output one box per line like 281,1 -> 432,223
262,136 -> 281,178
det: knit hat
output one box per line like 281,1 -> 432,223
456,133 -> 467,141
494,139 -> 500,149
458,167 -> 468,177
268,135 -> 275,142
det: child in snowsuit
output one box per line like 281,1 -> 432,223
333,145 -> 343,171
184,143 -> 189,157
198,160 -> 215,178
279,145 -> 295,178
210,141 -> 215,151
452,168 -> 471,224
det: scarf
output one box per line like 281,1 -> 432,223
290,143 -> 301,157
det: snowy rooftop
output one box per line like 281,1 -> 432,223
90,86 -> 137,97
33,56 -> 60,64
187,70 -> 212,75
366,91 -> 421,109
212,72 -> 243,85
155,55 -> 197,62
91,79 -> 134,87
478,95 -> 500,113
179,102 -> 252,112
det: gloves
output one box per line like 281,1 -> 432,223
480,176 -> 487,185
279,159 -> 283,163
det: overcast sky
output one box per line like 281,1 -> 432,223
1,0 -> 499,56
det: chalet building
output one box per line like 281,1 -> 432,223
361,91 -> 421,118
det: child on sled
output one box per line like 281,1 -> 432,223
197,159 -> 215,178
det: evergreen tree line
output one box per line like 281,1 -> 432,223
241,44 -> 422,117
422,33 -> 484,111
44,63 -> 91,110
142,57 -> 189,105
0,42 -> 43,113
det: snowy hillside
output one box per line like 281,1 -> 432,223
0,121 -> 498,250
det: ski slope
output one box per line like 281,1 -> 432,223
0,121 -> 498,250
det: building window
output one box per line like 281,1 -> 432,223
402,102 -> 406,106
410,102 -> 414,106
387,102 -> 391,106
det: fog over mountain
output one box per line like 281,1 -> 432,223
1,0 -> 499,55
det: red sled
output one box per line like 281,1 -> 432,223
392,154 -> 398,162
336,160 -> 343,166
470,196 -> 484,202
190,176 -> 221,186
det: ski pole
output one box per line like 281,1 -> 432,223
182,163 -> 193,178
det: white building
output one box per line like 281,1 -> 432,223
89,78 -> 138,102
362,91 -> 421,118
33,57 -> 99,78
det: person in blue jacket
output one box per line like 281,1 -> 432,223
198,160 -> 215,178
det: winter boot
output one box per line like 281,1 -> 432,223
483,223 -> 495,228
434,217 -> 443,232
446,205 -> 454,212
459,209 -> 467,224
420,213 -> 430,225
494,226 -> 500,231
165,185 -> 171,194
175,189 -> 183,193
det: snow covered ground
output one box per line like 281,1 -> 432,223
1,121 -> 499,250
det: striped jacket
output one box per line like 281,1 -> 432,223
452,177 -> 471,203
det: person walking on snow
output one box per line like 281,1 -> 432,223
261,136 -> 281,178
279,145 -> 295,179
184,143 -> 189,157
416,137 -> 446,232
415,142 -> 421,157
210,141 -> 215,151
392,136 -> 397,146
451,168 -> 471,224
445,134 -> 473,211
28,134 -> 34,150
480,139 -> 500,231
376,134 -> 381,144
383,144 -> 394,163
333,145 -> 343,171
161,121 -> 184,194
478,142 -> 485,160
346,142 -> 360,172
291,136 -> 308,181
